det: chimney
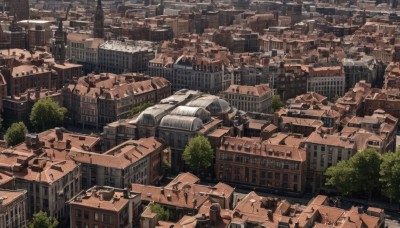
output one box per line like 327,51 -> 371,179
209,203 -> 221,225
35,89 -> 40,99
55,127 -> 63,141
66,139 -> 71,149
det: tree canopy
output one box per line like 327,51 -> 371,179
182,135 -> 214,174
129,102 -> 152,117
325,160 -> 355,196
272,95 -> 284,112
5,122 -> 28,147
325,148 -> 382,199
30,98 -> 67,131
149,203 -> 170,221
380,149 -> 400,202
29,211 -> 59,228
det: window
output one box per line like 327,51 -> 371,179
76,209 -> 81,218
84,211 -> 89,220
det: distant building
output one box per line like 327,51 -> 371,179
0,189 -> 28,228
5,0 -> 29,20
342,56 -> 379,90
277,64 -> 308,101
66,34 -> 104,74
221,84 -> 273,113
63,74 -> 171,128
98,40 -> 155,74
307,65 -> 346,100
17,20 -> 53,49
68,186 -> 141,228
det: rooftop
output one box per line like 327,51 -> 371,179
68,186 -> 137,212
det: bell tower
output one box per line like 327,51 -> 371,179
93,0 -> 104,38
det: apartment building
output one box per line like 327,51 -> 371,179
14,158 -> 80,223
17,20 -> 53,49
307,65 -> 346,100
297,195 -> 385,228
277,64 -> 308,101
336,80 -> 372,116
0,189 -> 28,228
66,33 -> 104,73
132,173 -> 234,221
0,172 -> 14,189
220,84 -> 273,113
170,55 -> 229,94
68,186 -> 141,228
216,136 -> 307,193
364,88 -> 400,118
98,40 -> 155,74
69,137 -> 166,189
4,0 -> 29,20
52,63 -> 83,89
1,65 -> 52,96
2,89 -> 62,126
304,132 -> 357,192
63,73 -> 171,128
342,56 -> 379,90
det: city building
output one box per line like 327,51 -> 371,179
216,136 -> 307,193
365,88 -> 400,118
63,73 -> 171,128
14,158 -> 80,223
0,189 -> 28,228
276,64 -> 308,101
67,186 -> 141,228
132,173 -> 234,220
336,80 -> 372,116
342,56 -> 379,90
220,84 -> 273,113
98,40 -> 155,74
307,65 -> 346,100
5,0 -> 29,20
304,132 -> 357,192
17,20 -> 53,49
66,34 -> 104,74
2,16 -> 26,49
297,195 -> 385,228
2,89 -> 62,126
69,137 -> 166,189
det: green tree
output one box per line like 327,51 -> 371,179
5,122 -> 28,147
30,98 -> 67,131
333,95 -> 341,102
380,150 -> 400,202
351,148 -> 382,200
182,135 -> 214,174
29,210 -> 59,228
325,160 -> 355,196
325,148 -> 382,199
129,102 -> 152,117
272,95 -> 284,112
149,203 -> 170,221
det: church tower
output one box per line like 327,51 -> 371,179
93,0 -> 104,38
53,19 -> 66,64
